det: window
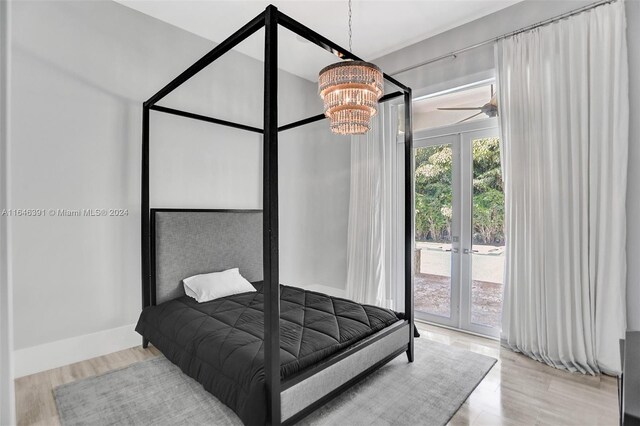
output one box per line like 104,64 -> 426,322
413,82 -> 496,131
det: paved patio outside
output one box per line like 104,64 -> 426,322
415,242 -> 504,328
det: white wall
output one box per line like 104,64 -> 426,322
375,0 -> 592,93
375,0 -> 639,330
9,0 -> 349,375
279,123 -> 350,293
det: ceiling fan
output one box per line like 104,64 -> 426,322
437,85 -> 498,123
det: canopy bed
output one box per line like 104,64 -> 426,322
137,5 -> 414,425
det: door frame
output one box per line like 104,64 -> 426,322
410,117 -> 500,336
459,127 -> 502,338
413,133 -> 461,328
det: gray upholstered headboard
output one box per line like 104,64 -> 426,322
151,209 -> 263,305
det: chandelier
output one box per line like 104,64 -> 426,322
318,1 -> 383,135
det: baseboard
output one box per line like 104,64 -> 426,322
14,323 -> 140,378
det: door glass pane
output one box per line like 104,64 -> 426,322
414,144 -> 453,318
470,137 -> 504,328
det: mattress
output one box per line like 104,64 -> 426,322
135,283 -> 400,425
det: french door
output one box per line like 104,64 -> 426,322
413,126 -> 504,337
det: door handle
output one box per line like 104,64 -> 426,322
445,248 -> 459,253
463,248 -> 479,254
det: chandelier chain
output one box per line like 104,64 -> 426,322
348,0 -> 352,52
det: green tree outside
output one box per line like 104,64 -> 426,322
415,138 -> 504,245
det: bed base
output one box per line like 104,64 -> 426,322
281,321 -> 410,423
142,320 -> 410,424
282,347 -> 407,425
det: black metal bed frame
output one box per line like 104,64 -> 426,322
140,5 -> 413,425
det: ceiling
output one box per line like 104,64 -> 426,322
414,82 -> 494,129
116,0 -> 522,82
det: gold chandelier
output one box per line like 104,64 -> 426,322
317,1 -> 383,135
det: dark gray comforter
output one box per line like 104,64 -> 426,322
136,283 -> 400,425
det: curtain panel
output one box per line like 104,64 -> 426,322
496,0 -> 628,374
346,104 -> 398,309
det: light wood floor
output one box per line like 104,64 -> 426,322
15,323 -> 619,426
421,323 -> 619,426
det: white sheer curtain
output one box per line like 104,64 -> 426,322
497,0 -> 628,374
346,105 -> 397,309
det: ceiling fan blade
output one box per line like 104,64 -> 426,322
437,107 -> 483,111
456,111 -> 484,124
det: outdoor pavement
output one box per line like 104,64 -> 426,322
415,242 -> 504,328
416,241 -> 505,283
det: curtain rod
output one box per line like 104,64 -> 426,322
389,0 -> 618,76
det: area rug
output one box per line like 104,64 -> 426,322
54,338 -> 496,426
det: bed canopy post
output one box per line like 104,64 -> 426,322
263,5 -> 281,425
403,90 -> 414,362
141,105 -> 150,348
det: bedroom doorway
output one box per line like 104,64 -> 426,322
414,128 -> 503,337
411,81 -> 503,337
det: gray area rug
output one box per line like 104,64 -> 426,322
55,338 -> 496,426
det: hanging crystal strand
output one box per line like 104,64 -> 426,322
348,0 -> 352,52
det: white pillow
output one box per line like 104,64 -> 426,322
183,268 -> 256,303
